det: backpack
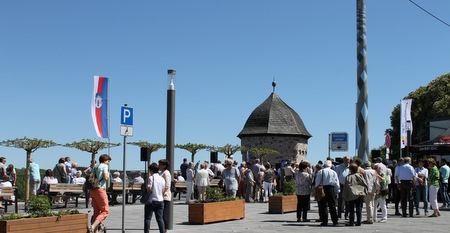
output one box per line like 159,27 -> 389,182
83,167 -> 99,191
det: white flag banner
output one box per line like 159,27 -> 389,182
400,99 -> 413,149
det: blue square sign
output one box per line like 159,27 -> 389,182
121,106 -> 133,126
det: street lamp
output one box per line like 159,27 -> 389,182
166,69 -> 176,230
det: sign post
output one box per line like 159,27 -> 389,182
331,132 -> 349,151
120,105 -> 133,233
385,135 -> 391,160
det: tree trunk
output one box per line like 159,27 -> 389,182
147,152 -> 152,164
91,153 -> 96,167
25,150 -> 31,208
191,153 -> 195,163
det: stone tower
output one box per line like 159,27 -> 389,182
237,82 -> 312,164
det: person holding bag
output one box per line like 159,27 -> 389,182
144,163 -> 165,233
314,160 -> 340,226
342,163 -> 368,226
88,154 -> 111,233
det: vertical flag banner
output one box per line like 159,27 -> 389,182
91,76 -> 109,138
400,99 -> 412,149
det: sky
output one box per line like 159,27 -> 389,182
1,0 -> 449,172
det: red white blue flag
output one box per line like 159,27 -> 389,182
91,76 -> 109,138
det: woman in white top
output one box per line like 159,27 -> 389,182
185,162 -> 194,204
41,169 -> 60,203
72,171 -> 86,184
144,163 -> 165,233
0,175 -> 12,209
195,163 -> 210,202
159,159 -> 171,233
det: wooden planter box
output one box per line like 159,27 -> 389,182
0,213 -> 88,233
268,195 -> 297,214
189,199 -> 245,224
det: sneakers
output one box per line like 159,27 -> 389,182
378,219 -> 387,223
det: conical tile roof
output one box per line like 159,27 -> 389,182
238,92 -> 312,138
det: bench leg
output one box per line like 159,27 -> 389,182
75,196 -> 79,208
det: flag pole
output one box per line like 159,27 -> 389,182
108,77 -> 111,157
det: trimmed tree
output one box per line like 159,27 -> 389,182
0,137 -> 58,205
64,139 -> 120,167
247,147 -> 279,165
217,144 -> 242,160
175,143 -> 209,163
127,141 -> 166,163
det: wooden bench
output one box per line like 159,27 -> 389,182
210,179 -> 221,187
48,184 -> 85,208
109,182 -> 143,204
174,181 -> 187,200
0,186 -> 18,213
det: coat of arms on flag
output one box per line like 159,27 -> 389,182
91,76 -> 109,138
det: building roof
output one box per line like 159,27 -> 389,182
238,91 -> 312,139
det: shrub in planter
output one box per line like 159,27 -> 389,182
0,195 -> 87,233
269,180 -> 297,214
189,187 -> 244,224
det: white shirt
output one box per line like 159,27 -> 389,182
195,169 -> 210,187
72,177 -> 86,184
0,181 -> 12,199
112,177 -> 122,183
177,176 -> 185,181
131,176 -> 145,183
43,176 -> 58,185
148,174 -> 165,202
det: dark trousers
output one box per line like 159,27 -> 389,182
297,195 -> 310,220
348,196 -> 363,225
395,185 -> 401,213
163,200 -> 170,230
245,183 -> 254,202
338,184 -> 349,218
401,180 -> 414,217
144,201 -> 165,233
318,185 -> 338,225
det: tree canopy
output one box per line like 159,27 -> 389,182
127,141 -> 165,163
0,137 -> 58,206
175,142 -> 209,162
246,147 -> 279,165
64,139 -> 120,167
385,73 -> 450,160
216,144 -> 242,160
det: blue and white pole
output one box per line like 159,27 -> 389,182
356,0 -> 369,161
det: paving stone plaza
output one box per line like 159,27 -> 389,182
82,197 -> 450,233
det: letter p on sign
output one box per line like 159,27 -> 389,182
121,106 -> 133,126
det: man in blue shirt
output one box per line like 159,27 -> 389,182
315,160 -> 340,226
395,157 -> 416,217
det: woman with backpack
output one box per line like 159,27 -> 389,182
88,154 -> 111,233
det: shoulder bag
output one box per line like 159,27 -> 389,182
141,176 -> 154,205
315,171 -> 326,200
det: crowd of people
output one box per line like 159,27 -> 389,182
0,153 -> 448,232
176,156 -> 450,227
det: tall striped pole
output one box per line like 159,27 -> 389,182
356,0 -> 369,161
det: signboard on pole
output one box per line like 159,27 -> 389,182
120,106 -> 134,137
331,132 -> 348,151
385,135 -> 391,148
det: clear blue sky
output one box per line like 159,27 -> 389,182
1,1 -> 449,171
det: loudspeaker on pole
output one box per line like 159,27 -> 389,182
210,151 -> 218,163
141,147 -> 150,162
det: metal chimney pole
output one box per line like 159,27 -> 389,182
356,0 -> 369,161
166,69 -> 176,230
